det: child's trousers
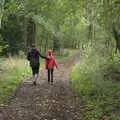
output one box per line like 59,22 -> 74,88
48,68 -> 54,83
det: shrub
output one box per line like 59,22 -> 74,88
0,57 -> 31,105
71,49 -> 120,120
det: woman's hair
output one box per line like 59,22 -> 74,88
31,44 -> 35,48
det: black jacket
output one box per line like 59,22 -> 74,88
27,48 -> 47,67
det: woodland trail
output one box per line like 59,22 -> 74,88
0,53 -> 84,120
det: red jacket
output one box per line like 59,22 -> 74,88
45,50 -> 58,69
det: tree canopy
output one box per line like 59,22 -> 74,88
0,0 -> 119,55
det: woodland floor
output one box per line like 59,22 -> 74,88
0,53 -> 85,120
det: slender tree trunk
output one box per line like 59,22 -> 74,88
44,34 -> 48,53
113,26 -> 120,53
27,18 -> 36,47
23,17 -> 28,52
103,0 -> 112,48
0,0 -> 5,29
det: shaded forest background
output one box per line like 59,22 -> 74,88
0,0 -> 119,55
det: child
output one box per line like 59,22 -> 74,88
45,50 -> 58,84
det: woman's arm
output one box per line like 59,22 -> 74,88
38,51 -> 49,60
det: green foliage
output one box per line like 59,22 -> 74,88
0,35 -> 4,53
71,48 -> 120,120
1,13 -> 26,54
55,48 -> 79,62
0,34 -> 8,54
0,0 -> 86,55
0,57 -> 31,105
0,0 -> 120,55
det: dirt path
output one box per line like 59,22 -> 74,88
0,54 -> 84,120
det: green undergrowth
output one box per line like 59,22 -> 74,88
0,57 -> 31,105
71,49 -> 120,120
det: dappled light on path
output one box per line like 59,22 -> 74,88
0,63 -> 83,120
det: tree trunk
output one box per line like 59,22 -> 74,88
113,26 -> 120,53
26,18 -> 36,47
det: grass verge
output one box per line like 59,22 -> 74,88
0,57 -> 31,105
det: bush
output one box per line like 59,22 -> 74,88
71,49 -> 120,120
